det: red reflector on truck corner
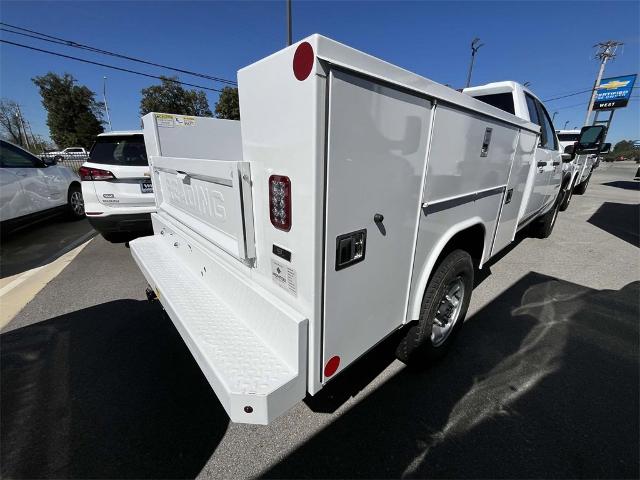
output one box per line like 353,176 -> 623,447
324,356 -> 340,377
269,175 -> 291,231
293,42 -> 314,81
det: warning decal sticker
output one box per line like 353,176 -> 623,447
155,113 -> 175,128
271,259 -> 297,297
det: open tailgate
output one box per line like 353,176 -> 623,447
143,114 -> 255,264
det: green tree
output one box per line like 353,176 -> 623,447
214,87 -> 240,120
140,76 -> 212,117
613,140 -> 632,152
32,73 -> 104,148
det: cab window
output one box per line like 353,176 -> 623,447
0,141 -> 39,168
525,93 -> 540,126
536,101 -> 558,151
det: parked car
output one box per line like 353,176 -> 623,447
80,131 -> 154,243
0,139 -> 84,231
129,35 -> 608,425
41,146 -> 89,162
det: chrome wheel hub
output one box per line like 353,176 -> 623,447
71,191 -> 84,215
431,276 -> 465,347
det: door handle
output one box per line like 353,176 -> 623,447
552,161 -> 561,166
537,161 -> 547,167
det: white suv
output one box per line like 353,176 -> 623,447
0,140 -> 84,230
80,131 -> 155,242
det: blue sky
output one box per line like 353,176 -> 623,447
1,0 -> 639,145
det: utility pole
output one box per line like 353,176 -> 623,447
286,0 -> 292,46
584,40 -> 623,126
465,37 -> 484,88
103,76 -> 112,131
15,105 -> 31,150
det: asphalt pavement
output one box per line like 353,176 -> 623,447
0,215 -> 95,279
1,162 -> 638,479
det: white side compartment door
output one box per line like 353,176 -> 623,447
322,70 -> 431,380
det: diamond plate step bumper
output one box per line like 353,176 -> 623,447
130,231 -> 307,424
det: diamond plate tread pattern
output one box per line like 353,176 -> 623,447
133,237 -> 295,396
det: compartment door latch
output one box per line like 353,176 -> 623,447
335,229 -> 367,271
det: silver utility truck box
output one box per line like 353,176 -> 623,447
131,35 -> 560,425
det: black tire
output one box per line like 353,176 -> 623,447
573,172 -> 591,195
558,181 -> 573,212
67,184 -> 85,219
531,198 -> 560,239
54,155 -> 64,163
101,232 -> 129,243
396,249 -> 474,367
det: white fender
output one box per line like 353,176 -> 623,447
408,217 -> 486,320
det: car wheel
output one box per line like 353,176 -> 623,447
559,183 -> 573,212
574,172 -> 591,195
67,185 -> 85,218
531,198 -> 560,239
54,155 -> 64,163
396,249 -> 474,367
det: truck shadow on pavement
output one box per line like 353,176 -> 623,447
268,273 -> 640,479
601,180 -> 640,191
588,202 -> 640,247
1,299 -> 228,479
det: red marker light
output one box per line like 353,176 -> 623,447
324,356 -> 340,377
293,42 -> 314,81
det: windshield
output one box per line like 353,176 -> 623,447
558,134 -> 580,142
89,135 -> 147,166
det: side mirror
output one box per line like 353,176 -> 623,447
599,142 -> 611,154
576,125 -> 607,153
562,144 -> 575,162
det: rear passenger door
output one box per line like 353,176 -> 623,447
535,101 -> 562,208
523,93 -> 548,216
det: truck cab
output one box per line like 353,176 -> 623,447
464,81 -> 563,220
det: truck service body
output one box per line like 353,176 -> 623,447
130,35 -> 564,424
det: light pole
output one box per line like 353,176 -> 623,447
103,76 -> 112,131
524,81 -> 532,87
465,37 -> 484,88
552,111 -> 558,122
584,40 -> 622,126
564,120 -> 570,129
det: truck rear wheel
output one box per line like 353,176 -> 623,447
396,249 -> 473,367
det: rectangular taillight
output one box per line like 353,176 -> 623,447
269,175 -> 291,231
79,166 -> 115,181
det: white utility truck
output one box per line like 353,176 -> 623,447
557,129 -> 597,200
130,35 -> 608,425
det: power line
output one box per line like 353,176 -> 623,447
0,22 -> 237,86
543,88 -> 593,102
0,39 -> 224,93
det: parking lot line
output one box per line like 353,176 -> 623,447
0,238 -> 93,329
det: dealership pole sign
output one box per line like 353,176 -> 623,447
593,74 -> 637,110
